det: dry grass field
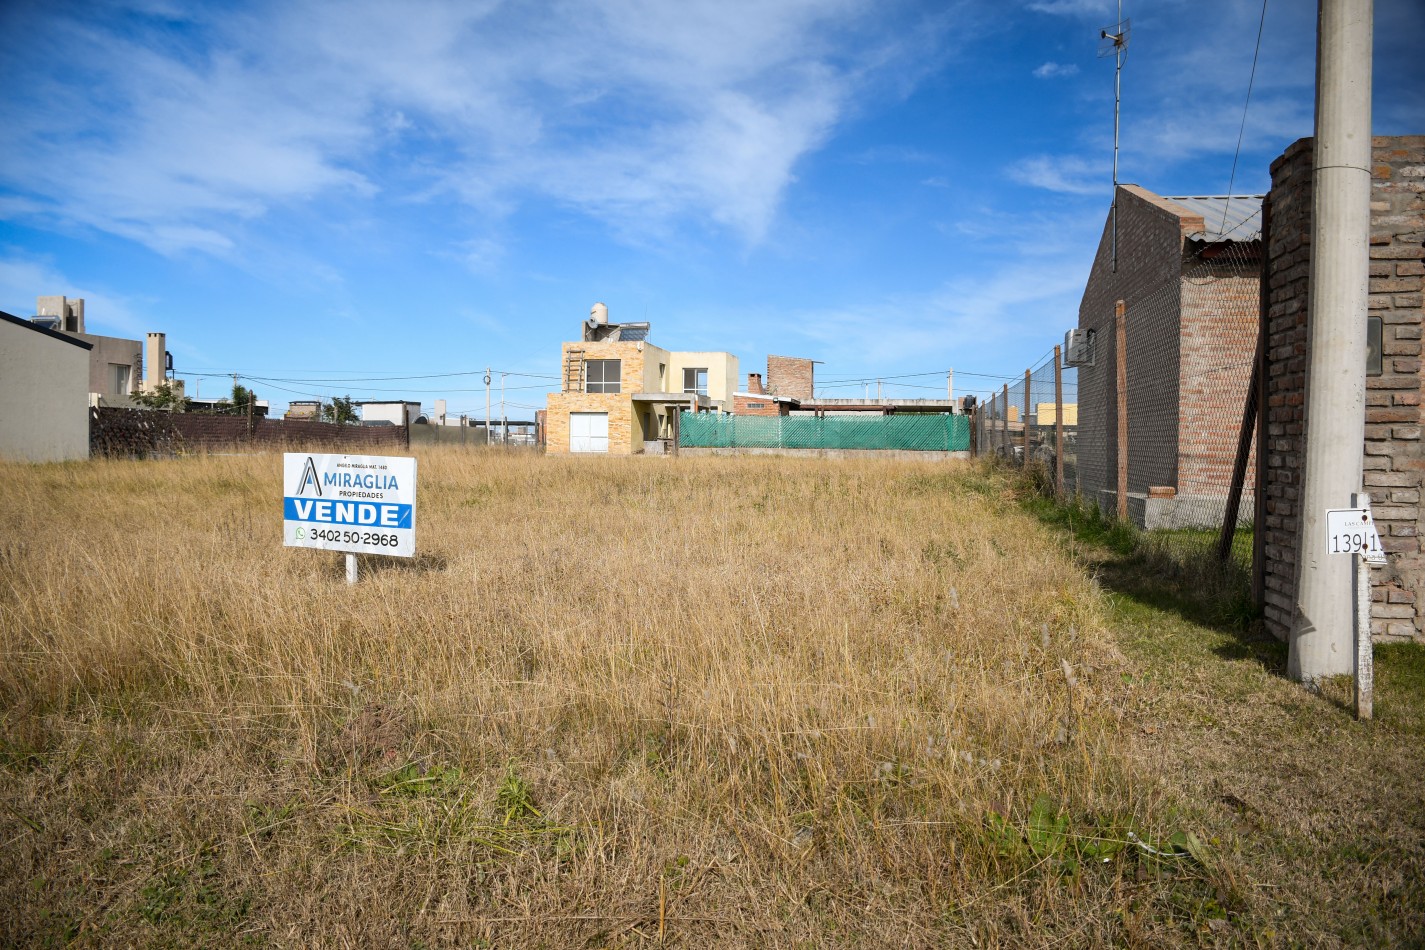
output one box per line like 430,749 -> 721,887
1,446 -> 1421,948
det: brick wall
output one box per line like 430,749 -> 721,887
1076,185 -> 1261,509
90,408 -> 408,457
766,356 -> 815,400
732,394 -> 787,416
545,340 -> 646,455
544,393 -> 637,454
1261,135 -> 1425,643
1077,186 -> 1191,501
1178,267 -> 1260,495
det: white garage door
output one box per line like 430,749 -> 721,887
569,412 -> 609,453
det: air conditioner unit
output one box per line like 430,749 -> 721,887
1063,328 -> 1095,367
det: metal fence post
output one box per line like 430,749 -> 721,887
1054,344 -> 1064,496
1115,299 -> 1128,521
1022,368 -> 1031,466
1003,387 -> 1014,461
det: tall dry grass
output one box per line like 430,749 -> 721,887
2,447 -> 1218,946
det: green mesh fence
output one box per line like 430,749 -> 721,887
678,412 -> 970,451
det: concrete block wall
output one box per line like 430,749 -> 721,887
0,314 -> 92,462
1261,135 -> 1425,643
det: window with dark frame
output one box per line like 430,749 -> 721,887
584,359 -> 622,393
683,367 -> 708,396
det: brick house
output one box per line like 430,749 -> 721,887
732,372 -> 798,416
1075,185 -> 1264,527
544,304 -> 739,455
1260,135 -> 1425,644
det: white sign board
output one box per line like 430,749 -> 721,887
283,453 -> 416,557
1325,507 -> 1386,564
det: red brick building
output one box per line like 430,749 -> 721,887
766,356 -> 815,400
732,372 -> 797,416
1075,185 -> 1263,527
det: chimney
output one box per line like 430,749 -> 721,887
747,372 -> 763,394
145,332 -> 166,391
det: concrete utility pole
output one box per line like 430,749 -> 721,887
484,368 -> 492,446
947,369 -> 954,404
1290,0 -> 1374,682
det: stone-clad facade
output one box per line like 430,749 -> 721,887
1261,136 -> 1425,643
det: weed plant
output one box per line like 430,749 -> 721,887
0,448 -> 1419,946
1011,462 -> 1258,631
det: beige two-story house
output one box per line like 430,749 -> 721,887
545,303 -> 738,455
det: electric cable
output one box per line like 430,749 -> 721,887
1220,0 -> 1270,236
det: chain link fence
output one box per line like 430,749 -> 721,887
682,412 -> 969,451
978,236 -> 1262,577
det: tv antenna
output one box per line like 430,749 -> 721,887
1099,5 -> 1130,273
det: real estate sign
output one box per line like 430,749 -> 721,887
283,453 -> 417,557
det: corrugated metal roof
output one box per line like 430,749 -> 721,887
1163,195 -> 1264,242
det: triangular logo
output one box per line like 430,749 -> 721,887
294,457 -> 322,496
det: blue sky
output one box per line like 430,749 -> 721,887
2,0 -> 1421,417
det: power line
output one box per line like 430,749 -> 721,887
253,370 -> 557,384
816,368 -> 1023,384
179,368 -> 559,382
236,379 -> 557,396
1220,0 -> 1270,235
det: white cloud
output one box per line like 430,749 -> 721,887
1007,155 -> 1106,196
694,253 -> 1090,377
1025,0 -> 1113,17
1033,61 -> 1079,79
0,0 -> 935,255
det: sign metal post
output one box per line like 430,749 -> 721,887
1324,497 -> 1384,719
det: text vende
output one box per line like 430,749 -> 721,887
283,497 -> 412,528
